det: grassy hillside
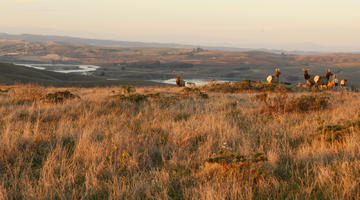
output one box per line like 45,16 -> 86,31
0,63 -> 165,87
0,83 -> 359,199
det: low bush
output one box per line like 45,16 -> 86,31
255,92 -> 331,114
202,80 -> 292,93
285,95 -> 330,112
43,91 -> 80,103
120,85 -> 136,95
317,119 -> 360,142
114,93 -> 148,103
0,88 -> 10,93
206,144 -> 267,166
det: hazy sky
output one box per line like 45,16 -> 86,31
1,0 -> 360,50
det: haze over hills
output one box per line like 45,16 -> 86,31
0,32 -> 252,52
1,32 -> 353,55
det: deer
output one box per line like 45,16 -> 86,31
340,78 -> 347,89
327,74 -> 338,89
302,68 -> 316,88
172,71 -> 185,87
314,69 -> 332,89
266,68 -> 281,84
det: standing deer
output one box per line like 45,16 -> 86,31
340,78 -> 347,89
302,68 -> 315,88
327,74 -> 338,89
266,68 -> 281,84
172,72 -> 185,87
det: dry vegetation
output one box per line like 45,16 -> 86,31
0,83 -> 360,199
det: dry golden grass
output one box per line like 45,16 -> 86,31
0,83 -> 360,199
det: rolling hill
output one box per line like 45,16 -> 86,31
0,63 -> 165,87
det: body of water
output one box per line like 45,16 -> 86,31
15,63 -> 101,75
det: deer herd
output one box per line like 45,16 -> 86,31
267,68 -> 348,89
172,68 -> 348,89
300,68 -> 347,89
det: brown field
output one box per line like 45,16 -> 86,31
0,83 -> 360,199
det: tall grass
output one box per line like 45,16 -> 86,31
0,84 -> 359,199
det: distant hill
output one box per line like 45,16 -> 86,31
0,63 -> 165,87
0,32 -> 218,49
2,32 -> 360,54
2,32 -> 311,54
2,37 -> 360,67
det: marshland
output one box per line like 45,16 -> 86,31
0,82 -> 359,199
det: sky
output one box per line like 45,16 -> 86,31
1,0 -> 360,51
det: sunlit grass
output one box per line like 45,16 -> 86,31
0,83 -> 359,199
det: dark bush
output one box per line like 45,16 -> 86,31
115,93 -> 148,103
173,112 -> 190,122
285,95 -> 330,112
120,85 -> 136,95
317,119 -> 360,142
44,91 -> 79,103
206,145 -> 267,165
